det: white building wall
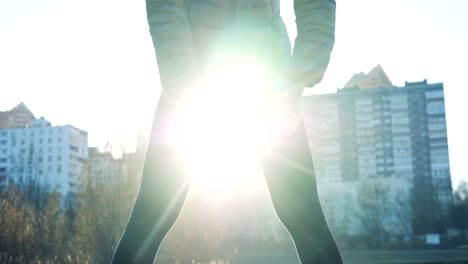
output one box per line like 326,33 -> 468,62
0,118 -> 88,198
309,101 -> 341,182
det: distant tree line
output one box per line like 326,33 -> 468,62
1,151 -> 467,263
0,153 -> 140,264
0,152 -> 295,264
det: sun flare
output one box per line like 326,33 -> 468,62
176,63 -> 277,197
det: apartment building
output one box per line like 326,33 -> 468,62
0,115 -> 88,199
303,65 -> 452,235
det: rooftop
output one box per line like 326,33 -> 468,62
343,64 -> 394,89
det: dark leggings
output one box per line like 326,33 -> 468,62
261,117 -> 343,264
112,91 -> 343,264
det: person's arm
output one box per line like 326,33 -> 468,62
147,0 -> 198,93
289,0 -> 336,89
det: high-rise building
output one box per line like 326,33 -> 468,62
303,65 -> 452,235
0,114 -> 88,199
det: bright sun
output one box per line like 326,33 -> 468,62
176,63 -> 278,198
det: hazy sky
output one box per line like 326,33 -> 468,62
1,0 -> 467,186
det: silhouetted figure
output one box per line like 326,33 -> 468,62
112,0 -> 343,263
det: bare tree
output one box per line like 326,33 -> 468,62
319,192 -> 352,249
0,184 -> 72,263
452,181 -> 468,232
355,179 -> 390,248
73,149 -> 140,264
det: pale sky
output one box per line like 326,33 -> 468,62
1,0 -> 467,186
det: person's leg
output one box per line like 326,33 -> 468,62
112,91 -> 192,264
261,118 -> 343,264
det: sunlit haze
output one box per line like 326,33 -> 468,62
1,0 -> 467,186
179,63 -> 286,195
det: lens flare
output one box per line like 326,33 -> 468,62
176,63 -> 280,198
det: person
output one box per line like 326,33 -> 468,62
112,0 -> 343,263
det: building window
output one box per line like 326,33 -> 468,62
70,146 -> 78,153
57,155 -> 62,162
428,123 -> 446,131
48,156 -> 53,162
429,131 -> 447,139
427,101 -> 445,115
426,90 -> 443,100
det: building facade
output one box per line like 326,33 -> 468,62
303,66 -> 452,236
0,116 -> 88,199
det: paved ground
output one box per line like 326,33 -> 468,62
157,249 -> 468,264
214,250 -> 468,264
341,250 -> 468,264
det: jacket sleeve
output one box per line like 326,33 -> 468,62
290,0 -> 336,87
146,0 -> 198,91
